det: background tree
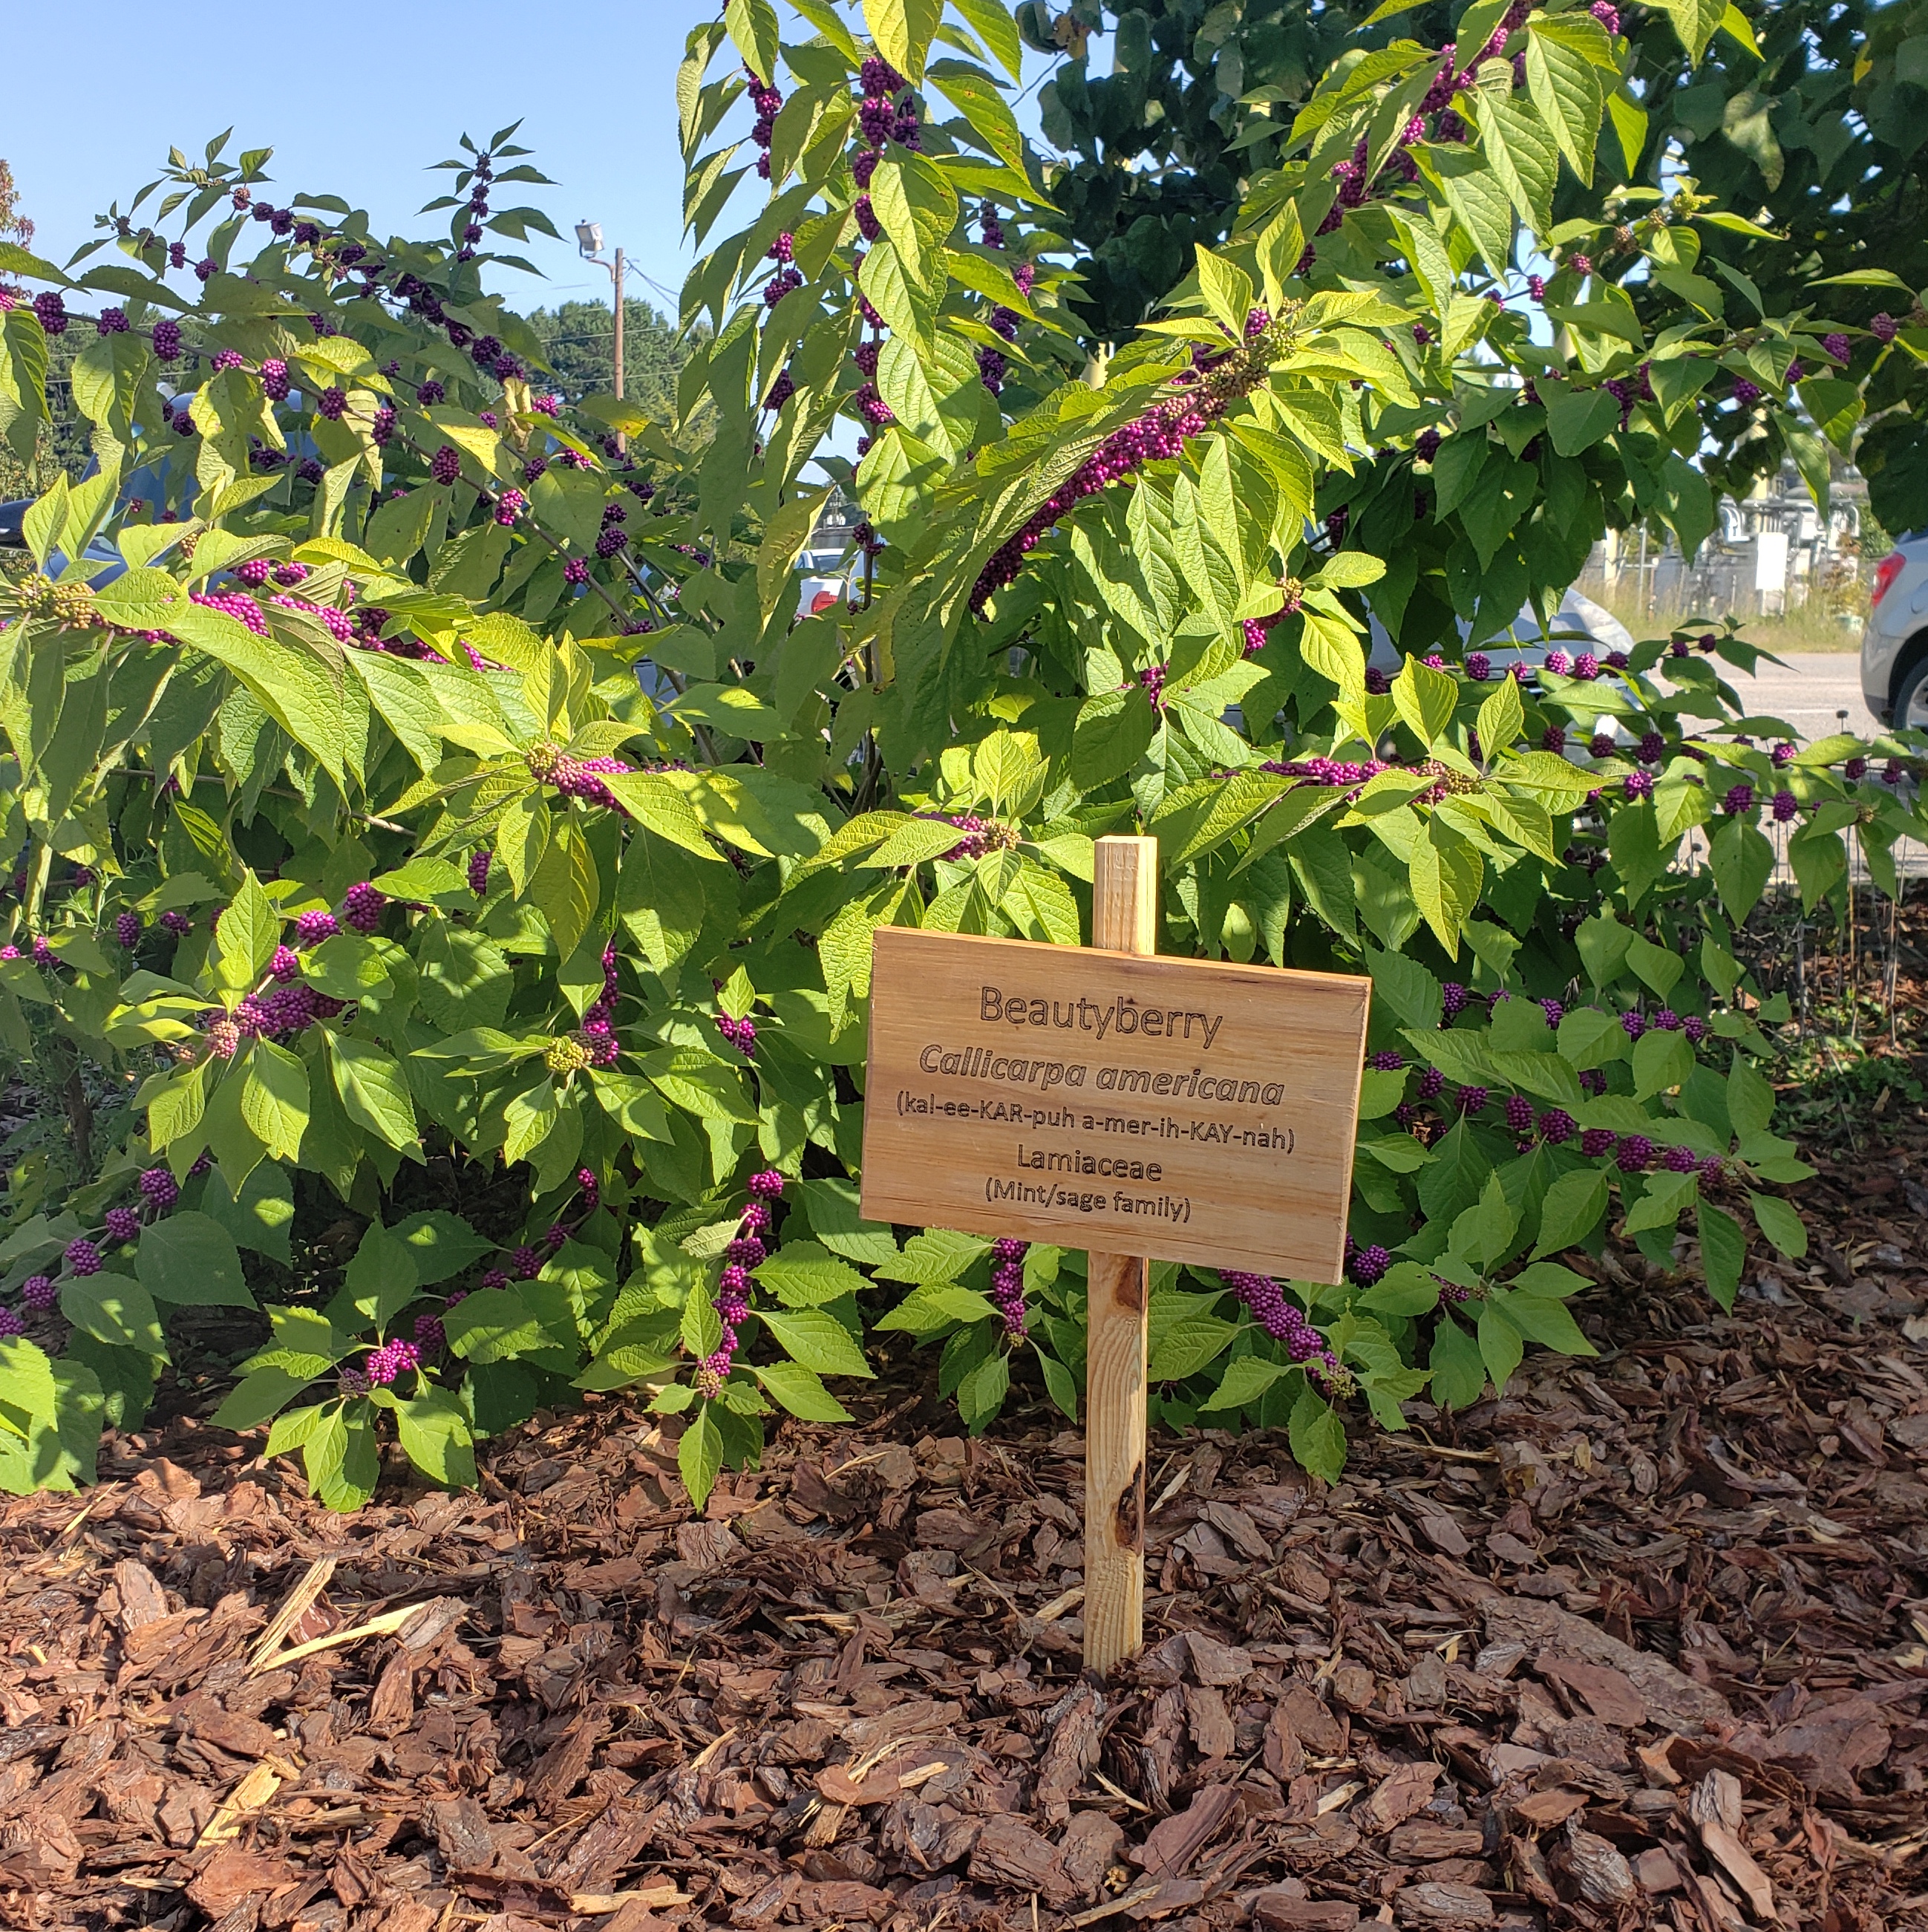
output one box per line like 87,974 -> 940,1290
523,296 -> 690,416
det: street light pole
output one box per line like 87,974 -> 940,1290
574,221 -> 627,452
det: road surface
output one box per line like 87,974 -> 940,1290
1722,652 -> 1872,741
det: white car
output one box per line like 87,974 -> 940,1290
1861,534 -> 1928,730
1366,588 -> 1637,680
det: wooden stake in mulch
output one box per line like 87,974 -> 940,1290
863,834 -> 1372,1674
1082,835 -> 1158,1671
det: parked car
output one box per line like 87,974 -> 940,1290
1861,532 -> 1928,730
1365,587 -> 1636,682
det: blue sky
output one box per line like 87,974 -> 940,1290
5,1 -> 1069,324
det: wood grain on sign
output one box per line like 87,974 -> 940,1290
860,926 -> 1370,1282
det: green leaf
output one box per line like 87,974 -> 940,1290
863,0 -> 943,82
1072,689 -> 1157,789
753,1241 -> 869,1308
952,0 -> 1022,78
1532,1166 -> 1609,1257
1632,1028 -> 1693,1099
60,1273 -> 167,1359
137,1211 -> 252,1308
1622,1166 -> 1698,1234
1706,817 -> 1771,923
200,1161 -> 293,1264
723,0 -> 781,82
1360,1262 -> 1445,1317
751,1360 -> 855,1421
394,1391 -> 477,1489
1148,1313 -> 1238,1383
327,1034 -> 419,1150
757,1306 -> 874,1378
1287,1385 -> 1347,1482
1494,1291 -> 1598,1357
1391,655 -> 1458,748
239,1040 -> 310,1163
678,1403 -> 725,1509
212,870 -> 281,993
213,1365 -> 315,1432
1194,247 -> 1256,339
388,1211 -> 490,1285
1698,1201 -> 1745,1311
1477,1299 -> 1526,1394
342,1221 -> 419,1331
1365,948 -> 1440,1033
1199,1352 -> 1289,1413
444,1287 -> 550,1362
1525,23 -> 1606,185
1748,1192 -> 1807,1260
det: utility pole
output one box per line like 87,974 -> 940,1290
574,221 -> 627,452
613,247 -> 626,420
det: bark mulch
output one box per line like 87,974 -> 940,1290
4,1127 -> 1928,1931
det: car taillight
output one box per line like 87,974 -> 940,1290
1873,551 -> 1906,608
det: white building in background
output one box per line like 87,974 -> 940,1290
1581,461 -> 1872,624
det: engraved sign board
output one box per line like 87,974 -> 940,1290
860,927 -> 1372,1282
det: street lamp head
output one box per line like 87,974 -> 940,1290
575,220 -> 604,258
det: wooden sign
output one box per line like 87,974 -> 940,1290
859,910 -> 1371,1281
860,838 -> 1370,1672
861,837 -> 1370,1676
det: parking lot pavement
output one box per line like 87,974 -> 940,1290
1722,651 -> 1872,740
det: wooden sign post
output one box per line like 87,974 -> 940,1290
861,834 -> 1370,1673
1084,836 -> 1159,1671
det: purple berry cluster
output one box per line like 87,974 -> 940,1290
1219,1271 -> 1350,1397
467,849 -> 491,895
1344,1238 -> 1391,1286
970,319 -> 1281,612
342,882 -> 386,933
695,1169 -> 788,1396
366,1337 -> 421,1386
716,1009 -> 757,1057
989,1237 -> 1029,1337
747,68 -> 785,180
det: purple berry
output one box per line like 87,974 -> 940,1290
105,1207 -> 140,1243
64,1240 -> 102,1277
431,445 -> 461,486
1504,1094 -> 1534,1132
21,1276 -> 56,1312
467,850 -> 491,895
116,912 -> 143,947
1579,1129 -> 1618,1158
1368,1050 -> 1405,1071
1823,332 -> 1851,365
139,1167 -> 180,1211
1872,313 -> 1899,344
1537,1109 -> 1576,1145
1722,783 -> 1755,815
1771,789 -> 1798,823
1457,1085 -> 1489,1115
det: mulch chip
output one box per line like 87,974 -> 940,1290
4,1116 -> 1928,1929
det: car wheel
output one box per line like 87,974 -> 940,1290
1896,656 -> 1928,732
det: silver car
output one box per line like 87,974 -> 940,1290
1862,532 -> 1928,729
